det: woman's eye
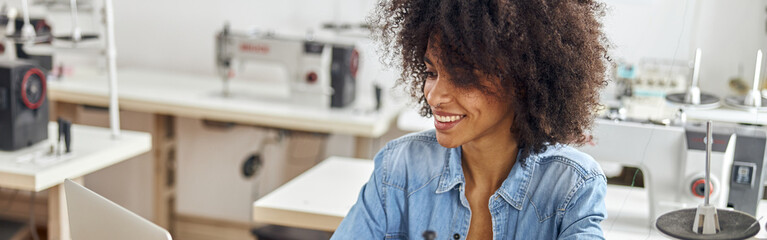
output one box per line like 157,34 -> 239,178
424,71 -> 437,79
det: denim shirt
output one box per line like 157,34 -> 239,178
331,130 -> 607,240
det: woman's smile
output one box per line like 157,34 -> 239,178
433,111 -> 466,131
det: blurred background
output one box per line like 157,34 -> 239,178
2,0 -> 767,240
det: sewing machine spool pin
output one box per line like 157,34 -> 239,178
725,49 -> 767,112
69,0 -> 81,42
690,121 -> 720,234
50,0 -> 101,46
666,48 -> 721,109
655,121 -> 759,240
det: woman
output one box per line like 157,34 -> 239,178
333,0 -> 608,239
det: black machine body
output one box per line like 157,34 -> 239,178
0,60 -> 48,151
329,45 -> 357,108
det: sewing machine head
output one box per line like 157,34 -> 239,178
579,119 -> 767,224
215,23 -> 357,109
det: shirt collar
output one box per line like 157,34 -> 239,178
435,146 -> 537,210
435,147 -> 464,194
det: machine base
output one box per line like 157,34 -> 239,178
666,93 -> 721,110
656,208 -> 758,240
724,96 -> 767,112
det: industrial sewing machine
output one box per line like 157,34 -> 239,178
578,118 -> 767,224
0,60 -> 48,151
215,23 -> 357,109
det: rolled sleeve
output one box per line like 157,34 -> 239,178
558,175 -> 607,240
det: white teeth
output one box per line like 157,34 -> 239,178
436,115 -> 463,123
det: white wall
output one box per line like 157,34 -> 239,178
603,0 -> 767,98
112,0 -> 376,75
692,0 -> 767,98
602,0 -> 697,64
109,0 -> 702,76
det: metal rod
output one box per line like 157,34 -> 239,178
4,8 -> 17,61
692,48 -> 702,87
705,120 -> 712,206
19,0 -> 35,42
753,50 -> 763,92
20,0 -> 30,26
69,0 -> 81,42
104,0 -> 120,138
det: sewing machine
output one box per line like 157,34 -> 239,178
579,118 -> 767,224
0,60 -> 48,151
215,23 -> 357,109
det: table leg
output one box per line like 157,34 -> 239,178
153,115 -> 176,234
47,178 -> 83,240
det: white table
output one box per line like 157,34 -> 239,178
252,156 -> 767,239
252,157 -> 374,231
0,122 -> 151,240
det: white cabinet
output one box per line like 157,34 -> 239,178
175,117 -> 327,224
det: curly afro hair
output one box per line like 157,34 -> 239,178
370,0 -> 610,159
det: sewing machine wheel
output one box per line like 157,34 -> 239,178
20,68 -> 46,110
656,208 -> 758,240
666,93 -> 721,110
724,95 -> 767,112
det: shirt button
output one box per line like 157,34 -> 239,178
453,233 -> 461,239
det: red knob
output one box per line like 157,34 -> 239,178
690,179 -> 713,198
306,72 -> 318,83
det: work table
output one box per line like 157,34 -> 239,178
0,122 -> 151,240
0,123 -> 151,192
48,68 -> 403,138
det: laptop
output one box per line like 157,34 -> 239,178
64,179 -> 172,240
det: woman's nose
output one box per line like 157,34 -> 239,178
425,77 -> 452,108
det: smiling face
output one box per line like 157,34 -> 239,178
423,41 -> 516,148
